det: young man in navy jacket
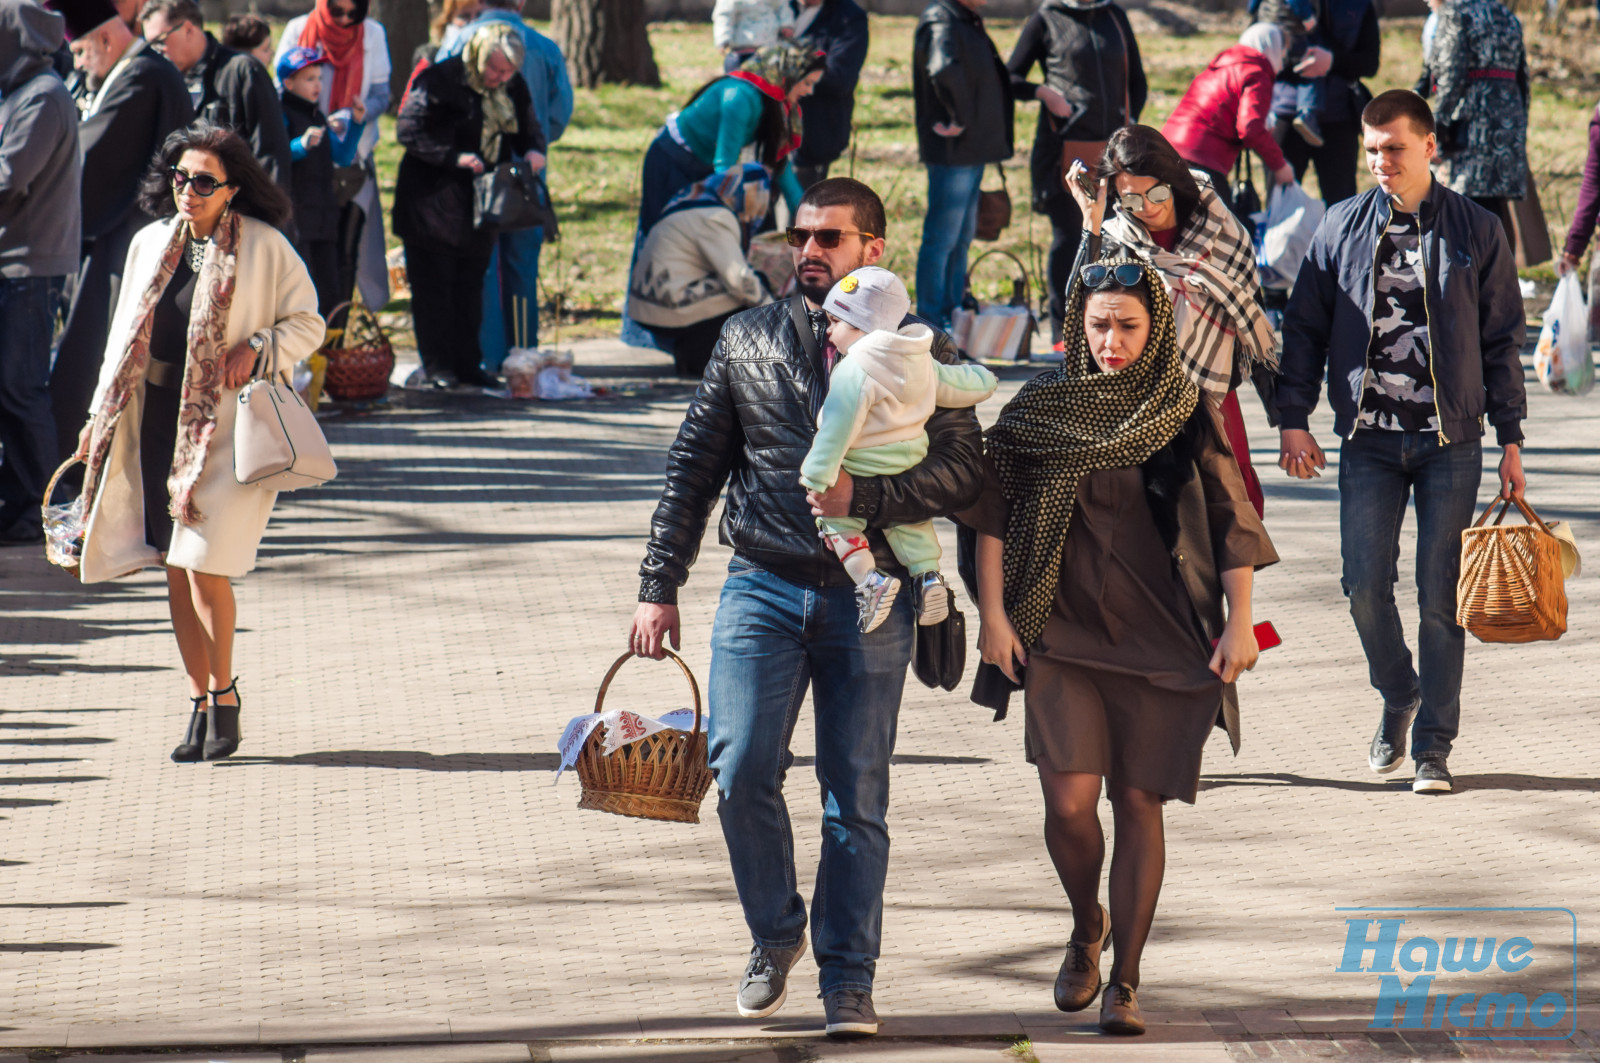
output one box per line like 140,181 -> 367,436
1277,89 -> 1527,796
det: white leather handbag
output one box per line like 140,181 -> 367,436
234,353 -> 337,490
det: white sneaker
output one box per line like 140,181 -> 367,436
913,572 -> 951,626
855,571 -> 900,634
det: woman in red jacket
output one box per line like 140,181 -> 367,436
1161,24 -> 1295,220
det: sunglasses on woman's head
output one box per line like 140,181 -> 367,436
784,227 -> 876,249
170,168 -> 231,197
1080,263 -> 1147,290
1117,183 -> 1172,213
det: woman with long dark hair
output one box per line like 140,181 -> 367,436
962,262 -> 1275,1034
1067,125 -> 1278,516
71,122 -> 324,762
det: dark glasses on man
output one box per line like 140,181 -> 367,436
170,169 -> 232,197
1080,263 -> 1147,290
145,23 -> 180,54
1117,183 -> 1172,213
784,227 -> 876,249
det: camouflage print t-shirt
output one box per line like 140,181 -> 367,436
1359,212 -> 1439,433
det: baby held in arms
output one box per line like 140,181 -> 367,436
799,266 -> 999,634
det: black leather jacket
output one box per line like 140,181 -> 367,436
639,297 -> 986,604
912,0 -> 1014,168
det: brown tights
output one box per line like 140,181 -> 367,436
1035,758 -> 1166,990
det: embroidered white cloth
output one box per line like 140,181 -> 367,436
555,707 -> 702,782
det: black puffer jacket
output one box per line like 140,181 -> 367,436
639,297 -> 986,604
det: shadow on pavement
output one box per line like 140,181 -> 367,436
220,750 -> 562,771
0,942 -> 116,951
1200,771 -> 1600,792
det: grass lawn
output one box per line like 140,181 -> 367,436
360,15 -> 1597,338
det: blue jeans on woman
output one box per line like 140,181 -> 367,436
1338,430 -> 1483,760
707,557 -> 914,994
915,163 -> 984,329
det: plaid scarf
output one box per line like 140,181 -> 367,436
1105,181 -> 1278,398
986,260 -> 1199,651
81,213 -> 240,530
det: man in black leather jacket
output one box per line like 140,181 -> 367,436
629,178 -> 983,1038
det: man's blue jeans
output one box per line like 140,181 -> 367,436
915,163 -> 984,329
0,276 -> 63,520
707,558 -> 914,993
1338,430 -> 1482,759
479,225 -> 544,373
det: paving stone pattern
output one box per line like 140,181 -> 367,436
1,342 -> 1596,1061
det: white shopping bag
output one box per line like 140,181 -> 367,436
1255,183 -> 1325,290
1534,274 -> 1595,396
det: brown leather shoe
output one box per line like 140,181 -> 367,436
1053,903 -> 1110,1012
1099,982 -> 1145,1035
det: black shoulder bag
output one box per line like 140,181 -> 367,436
474,161 -> 560,238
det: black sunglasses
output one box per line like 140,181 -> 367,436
328,3 -> 358,20
1080,263 -> 1147,290
170,168 -> 232,197
145,22 -> 180,54
785,227 -> 876,249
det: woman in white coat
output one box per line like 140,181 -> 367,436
74,122 -> 324,763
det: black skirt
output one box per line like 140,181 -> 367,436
141,258 -> 197,554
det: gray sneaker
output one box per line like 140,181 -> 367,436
735,937 -> 806,1019
855,570 -> 901,634
1368,697 -> 1419,774
823,987 -> 879,1037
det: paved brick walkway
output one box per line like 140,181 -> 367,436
1,341 -> 1595,1061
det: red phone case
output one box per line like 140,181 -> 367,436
1213,621 -> 1281,650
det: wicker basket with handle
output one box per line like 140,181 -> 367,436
41,456 -> 86,575
1457,495 -> 1568,644
320,300 -> 394,402
575,649 -> 712,823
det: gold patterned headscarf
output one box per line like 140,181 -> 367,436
985,260 -> 1199,650
464,22 -> 525,164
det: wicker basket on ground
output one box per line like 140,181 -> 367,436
320,300 -> 394,402
575,649 -> 712,824
1457,495 -> 1568,644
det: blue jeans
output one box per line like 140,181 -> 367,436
707,558 -> 914,993
0,276 -> 63,520
1338,430 -> 1482,759
915,163 -> 984,329
479,225 -> 544,372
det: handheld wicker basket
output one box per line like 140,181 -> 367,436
41,457 -> 85,575
321,301 -> 394,402
575,649 -> 713,823
1457,495 -> 1568,644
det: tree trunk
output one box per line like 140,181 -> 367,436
552,0 -> 661,88
370,0 -> 433,110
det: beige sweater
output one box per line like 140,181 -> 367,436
628,205 -> 771,329
79,216 -> 325,583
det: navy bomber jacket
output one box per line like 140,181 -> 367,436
1277,179 -> 1527,447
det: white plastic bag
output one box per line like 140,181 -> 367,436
1255,183 -> 1325,290
1534,274 -> 1595,396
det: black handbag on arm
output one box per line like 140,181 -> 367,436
1231,152 -> 1263,243
912,585 -> 967,692
473,161 -> 559,237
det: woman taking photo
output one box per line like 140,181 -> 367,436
72,123 -> 324,763
395,22 -> 545,389
962,261 -> 1276,1034
1067,125 -> 1278,515
1006,0 -> 1146,346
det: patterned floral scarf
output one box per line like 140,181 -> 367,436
81,212 -> 240,529
465,22 -> 526,166
986,259 -> 1199,650
728,40 -> 824,161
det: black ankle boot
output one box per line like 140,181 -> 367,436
170,696 -> 207,763
203,679 -> 241,761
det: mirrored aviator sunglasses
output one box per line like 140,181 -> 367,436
1117,183 -> 1173,213
170,169 -> 229,197
1080,262 -> 1147,290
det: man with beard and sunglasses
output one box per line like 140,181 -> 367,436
628,177 -> 983,1038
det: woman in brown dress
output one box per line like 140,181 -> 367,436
962,259 -> 1277,1034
